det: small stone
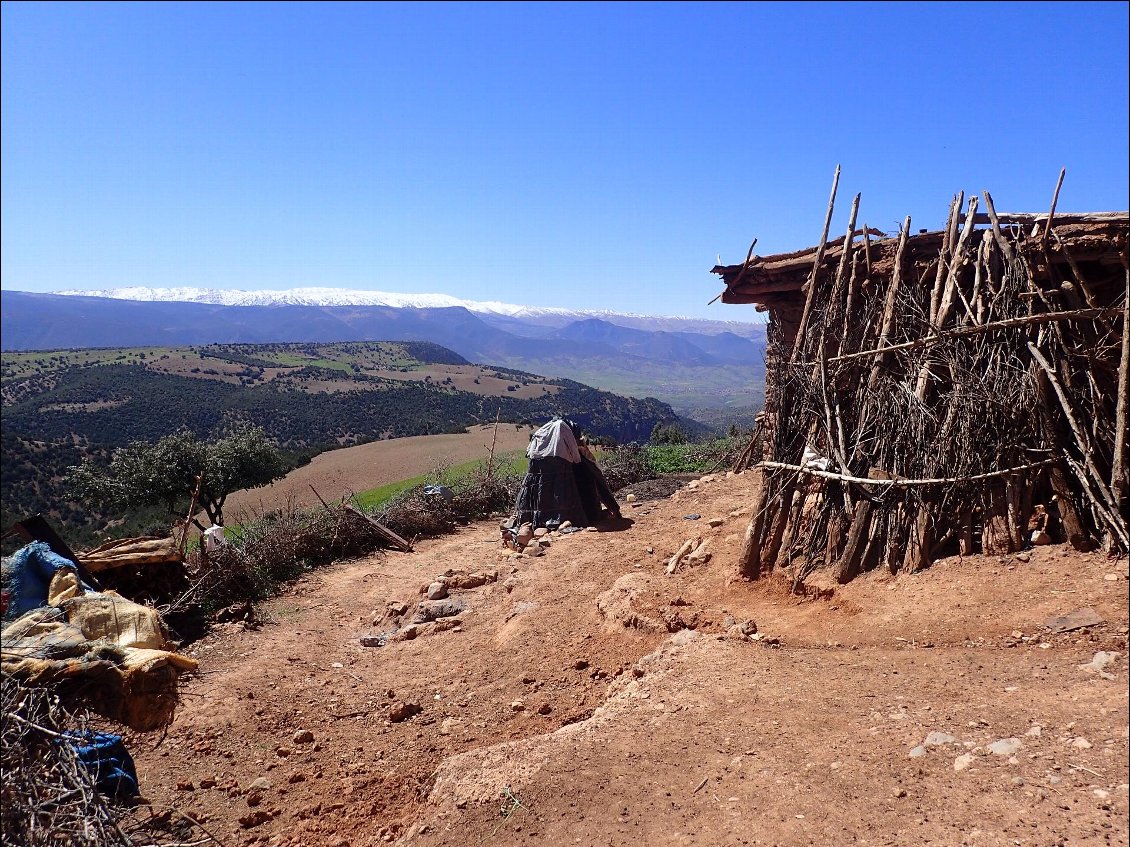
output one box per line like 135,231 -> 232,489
1104,573 -> 1119,581
510,700 -> 526,712
248,777 -> 272,792
625,493 -> 637,503
537,703 -> 552,715
908,745 -> 928,759
289,772 -> 307,784
707,518 -> 724,528
924,731 -> 957,747
1026,725 -> 1042,737
176,780 -> 195,791
293,729 -> 314,744
954,753 -> 975,771
199,776 -> 217,789
276,747 -> 291,758
573,659 -> 590,671
1014,552 -> 1031,563
988,738 -> 1022,756
1094,788 -> 1111,800
893,788 -> 907,798
331,662 -> 344,669
1011,776 -> 1025,786
533,527 -> 549,538
426,581 -> 449,600
389,701 -> 421,723
1070,736 -> 1093,749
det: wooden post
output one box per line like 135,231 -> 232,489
982,481 -> 1014,555
791,165 -> 841,362
902,505 -> 934,572
760,484 -> 797,574
832,498 -> 873,583
737,467 -> 769,579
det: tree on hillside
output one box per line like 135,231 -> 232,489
66,425 -> 288,529
649,423 -> 687,445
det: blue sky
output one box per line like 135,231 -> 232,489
2,1 -> 1127,320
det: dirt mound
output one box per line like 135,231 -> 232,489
127,469 -> 1129,847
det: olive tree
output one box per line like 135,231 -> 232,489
67,425 -> 288,529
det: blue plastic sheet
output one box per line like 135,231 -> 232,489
62,730 -> 139,799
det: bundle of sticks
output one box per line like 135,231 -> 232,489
715,168 -> 1128,587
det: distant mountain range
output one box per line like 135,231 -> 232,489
0,288 -> 766,412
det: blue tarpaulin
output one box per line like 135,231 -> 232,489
62,730 -> 139,799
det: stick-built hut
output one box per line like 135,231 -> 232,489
712,168 -> 1128,589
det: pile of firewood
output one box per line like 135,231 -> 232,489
714,168 -> 1128,586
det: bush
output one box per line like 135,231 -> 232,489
598,444 -> 655,491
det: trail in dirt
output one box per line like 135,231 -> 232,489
131,472 -> 1129,847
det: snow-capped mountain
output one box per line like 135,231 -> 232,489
53,286 -> 685,322
50,286 -> 761,334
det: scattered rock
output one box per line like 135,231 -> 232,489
510,700 -> 526,712
987,738 -> 1022,756
893,788 -> 907,798
908,745 -> 927,758
275,746 -> 291,758
1043,607 -> 1104,633
1025,725 -> 1042,737
390,624 -> 420,642
1070,736 -> 1093,749
199,776 -> 217,789
1014,552 -> 1031,563
387,601 -> 409,617
445,571 -> 498,590
292,731 -> 312,747
707,517 -> 724,528
573,659 -> 590,671
537,703 -> 552,715
389,702 -> 422,723
248,777 -> 272,792
625,493 -> 637,503
1078,651 -> 1120,680
426,581 -> 449,600
239,810 -> 273,829
924,731 -> 957,747
412,598 -> 466,623
954,754 -> 974,771
359,634 -> 387,648
533,527 -> 549,538
176,780 -> 194,791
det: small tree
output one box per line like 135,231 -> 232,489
649,423 -> 688,445
67,425 -> 288,530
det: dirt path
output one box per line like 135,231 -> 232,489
131,472 -> 1129,847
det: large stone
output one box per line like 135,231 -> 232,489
426,581 -> 448,600
412,598 -> 466,623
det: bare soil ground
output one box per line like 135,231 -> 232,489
132,471 -> 1129,847
224,424 -> 535,518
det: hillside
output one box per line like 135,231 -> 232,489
126,469 -> 1129,846
0,291 -> 766,414
0,340 -> 689,535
